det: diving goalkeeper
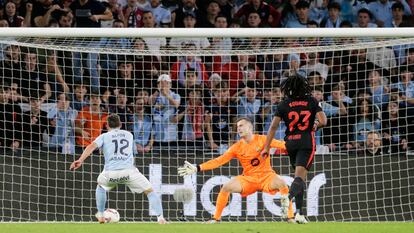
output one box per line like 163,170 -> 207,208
178,117 -> 293,222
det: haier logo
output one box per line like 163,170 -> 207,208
149,164 -> 326,216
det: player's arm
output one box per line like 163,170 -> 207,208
313,111 -> 327,131
261,116 -> 282,156
178,148 -> 236,176
269,138 -> 286,150
69,142 -> 98,170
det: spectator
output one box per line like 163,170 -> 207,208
3,1 -> 26,27
171,0 -> 205,28
264,53 -> 289,81
44,50 -> 70,100
234,0 -> 280,27
352,98 -> 381,149
1,45 -> 21,89
285,0 -> 310,28
174,85 -> 218,149
109,89 -> 133,130
358,131 -> 383,156
75,91 -> 108,147
366,44 -> 397,71
313,86 -> 349,150
368,0 -> 411,28
382,101 -> 408,154
308,71 -> 324,88
170,43 -> 208,86
104,55 -> 137,98
21,96 -> 51,149
57,11 -> 73,27
368,70 -> 389,108
355,8 -> 377,28
320,2 -> 342,28
210,15 -> 232,71
71,82 -> 89,111
140,11 -> 168,58
309,0 -> 329,25
102,0 -> 124,22
204,73 -> 222,106
123,0 -> 144,27
150,74 -> 180,146
301,52 -> 329,81
169,12 -> 210,50
19,48 -> 51,102
47,93 -> 78,154
132,38 -> 161,88
208,81 -> 237,152
199,0 -> 221,27
32,0 -> 62,27
391,2 -> 413,27
0,84 -> 21,152
280,0 -> 299,27
281,53 -> 306,83
130,96 -> 154,154
150,0 -> 171,27
245,11 -> 261,28
70,0 -> 113,27
261,84 -> 286,140
236,80 -> 261,131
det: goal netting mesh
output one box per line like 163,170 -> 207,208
0,29 -> 413,222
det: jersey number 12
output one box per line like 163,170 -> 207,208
112,139 -> 129,156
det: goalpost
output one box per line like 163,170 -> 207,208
0,28 -> 413,222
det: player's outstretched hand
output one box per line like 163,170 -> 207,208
178,161 -> 197,176
69,160 -> 83,171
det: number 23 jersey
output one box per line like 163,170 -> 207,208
274,96 -> 322,149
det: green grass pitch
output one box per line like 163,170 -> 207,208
2,222 -> 413,233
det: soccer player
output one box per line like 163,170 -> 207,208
178,117 -> 293,222
261,75 -> 327,224
69,114 -> 167,224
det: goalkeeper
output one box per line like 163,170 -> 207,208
178,117 -> 293,222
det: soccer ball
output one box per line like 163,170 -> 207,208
104,208 -> 120,223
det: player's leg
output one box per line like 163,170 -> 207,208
211,177 -> 244,222
143,188 -> 167,224
290,149 -> 314,224
267,174 -> 293,220
126,168 -> 166,224
96,172 -> 116,223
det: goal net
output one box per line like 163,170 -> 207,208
0,28 -> 413,222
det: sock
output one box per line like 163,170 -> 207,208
96,185 -> 107,214
295,191 -> 304,215
280,185 -> 294,219
288,177 -> 304,200
147,191 -> 164,217
289,177 -> 305,215
213,190 -> 230,220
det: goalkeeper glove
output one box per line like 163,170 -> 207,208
178,161 -> 198,176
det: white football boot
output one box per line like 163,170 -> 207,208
294,213 -> 309,224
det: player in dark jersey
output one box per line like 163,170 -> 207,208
261,75 -> 327,223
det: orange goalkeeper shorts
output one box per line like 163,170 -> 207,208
235,172 -> 279,197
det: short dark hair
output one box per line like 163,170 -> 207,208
358,8 -> 372,19
296,0 -> 310,9
313,86 -> 323,93
392,2 -> 404,11
328,2 -> 341,11
107,114 -> 121,128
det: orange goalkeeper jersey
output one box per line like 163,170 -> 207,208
199,134 -> 286,176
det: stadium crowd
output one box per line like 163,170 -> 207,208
0,0 -> 413,156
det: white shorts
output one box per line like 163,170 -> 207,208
97,168 -> 152,194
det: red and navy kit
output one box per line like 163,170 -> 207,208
274,96 -> 322,170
